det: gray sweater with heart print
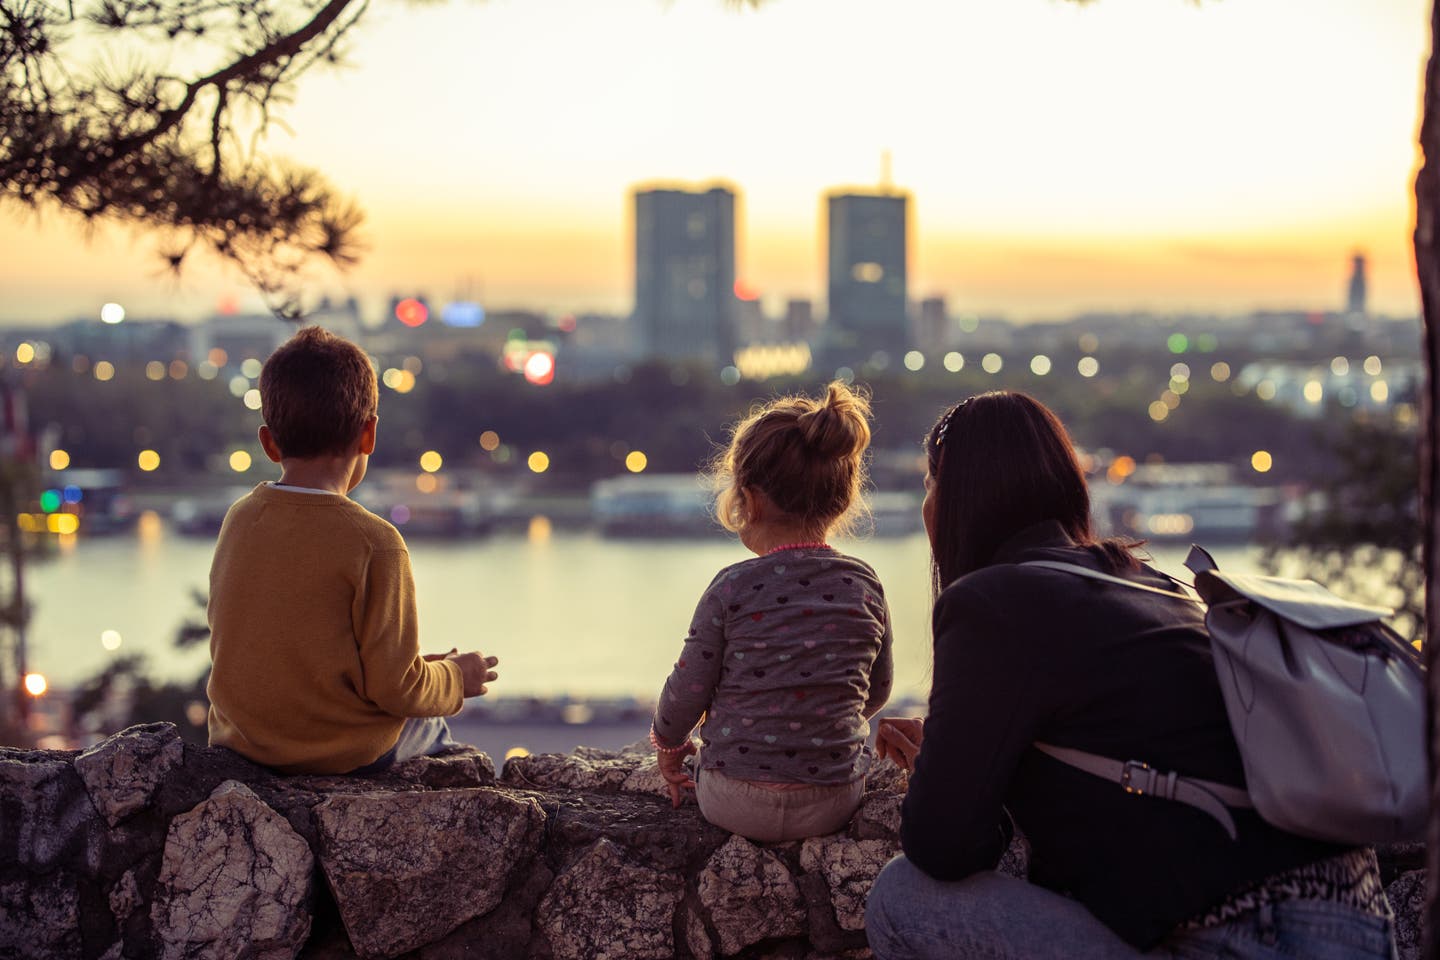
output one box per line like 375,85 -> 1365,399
652,545 -> 894,785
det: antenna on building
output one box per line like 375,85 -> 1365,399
880,150 -> 893,192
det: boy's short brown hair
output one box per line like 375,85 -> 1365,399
259,326 -> 378,459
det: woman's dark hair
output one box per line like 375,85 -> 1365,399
924,390 -> 1141,594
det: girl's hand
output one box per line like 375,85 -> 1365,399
657,742 -> 697,808
876,716 -> 924,772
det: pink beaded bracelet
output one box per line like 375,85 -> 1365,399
650,725 -> 692,754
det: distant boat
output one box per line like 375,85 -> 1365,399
1090,465 -> 1290,543
591,474 -> 717,537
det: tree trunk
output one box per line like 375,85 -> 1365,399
1418,3 -> 1440,956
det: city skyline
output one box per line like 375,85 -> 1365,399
0,0 -> 1429,324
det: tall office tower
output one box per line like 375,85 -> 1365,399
916,296 -> 948,354
1347,253 -> 1368,316
784,299 -> 815,343
825,190 -> 909,362
633,185 -> 736,364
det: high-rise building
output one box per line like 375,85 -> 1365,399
1347,252 -> 1368,316
633,185 -> 736,364
916,296 -> 948,354
825,190 -> 909,363
784,299 -> 815,343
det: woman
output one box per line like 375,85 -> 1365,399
865,391 -> 1397,959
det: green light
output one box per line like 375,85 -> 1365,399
1196,333 -> 1218,352
507,328 -> 527,342
1167,333 -> 1189,354
39,490 -> 61,513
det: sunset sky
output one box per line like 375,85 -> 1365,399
0,0 -> 1430,324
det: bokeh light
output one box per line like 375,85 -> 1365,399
1331,357 -> 1350,376
101,630 -> 122,651
1255,380 -> 1277,401
14,343 -> 34,364
528,451 -> 550,474
48,514 -> 79,535
94,361 -> 115,381
146,361 -> 166,381
903,350 -> 925,372
1148,401 -> 1170,422
1251,450 -> 1274,473
625,451 -> 648,473
1372,381 -> 1390,403
243,389 -> 262,411
1303,380 -> 1324,404
23,673 -> 47,696
169,360 -> 188,379
528,515 -> 553,543
720,366 -> 741,386
1170,363 -> 1190,381
240,358 -> 262,379
137,450 -> 160,472
419,451 -> 443,473
479,431 -> 501,452
416,473 -> 439,494
1029,355 -> 1051,376
208,348 -> 229,367
1167,333 -> 1189,354
981,353 -> 1003,374
391,505 -> 411,525
197,361 -> 219,380
229,451 -> 252,472
396,298 -> 429,327
1078,333 -> 1099,353
229,376 -> 250,397
1364,356 -> 1383,376
39,490 -> 60,513
1210,362 -> 1231,382
49,449 -> 70,471
100,302 -> 125,325
523,351 -> 556,386
1077,357 -> 1099,378
943,352 -> 964,373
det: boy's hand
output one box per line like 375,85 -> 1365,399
448,652 -> 499,697
657,742 -> 697,808
876,716 -> 924,772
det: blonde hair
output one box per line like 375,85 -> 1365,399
712,381 -> 873,537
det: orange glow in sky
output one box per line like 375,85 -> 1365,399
0,0 -> 1429,323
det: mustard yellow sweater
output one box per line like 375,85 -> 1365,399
207,483 -> 463,774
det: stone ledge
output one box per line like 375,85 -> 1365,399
0,722 -> 1425,960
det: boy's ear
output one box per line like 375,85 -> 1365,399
257,425 -> 284,464
358,416 -> 378,456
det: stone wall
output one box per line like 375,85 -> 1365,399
0,723 -> 1426,960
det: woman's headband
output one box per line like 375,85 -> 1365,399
933,397 -> 973,449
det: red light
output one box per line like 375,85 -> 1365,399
396,298 -> 429,328
523,352 -> 555,385
734,281 -> 760,302
558,314 -> 577,333
217,295 -> 239,316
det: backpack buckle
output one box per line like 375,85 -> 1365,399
1120,760 -> 1153,795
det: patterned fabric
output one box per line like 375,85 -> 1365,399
652,546 -> 894,784
1180,847 -> 1391,931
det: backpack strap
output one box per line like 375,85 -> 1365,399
1020,559 -> 1201,604
1034,743 -> 1253,841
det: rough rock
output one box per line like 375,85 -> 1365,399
387,748 -> 495,789
107,868 -> 142,928
502,750 -> 640,792
800,836 -> 899,932
1386,868 -> 1424,960
699,835 -> 807,954
863,759 -> 908,795
684,903 -> 715,960
851,791 -> 902,840
150,780 -> 314,960
74,722 -> 186,828
0,873 -> 81,958
620,754 -> 675,800
315,787 -> 545,959
997,832 -> 1030,879
0,752 -> 106,874
536,838 -> 686,960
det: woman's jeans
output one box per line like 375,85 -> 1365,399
865,856 -> 1398,960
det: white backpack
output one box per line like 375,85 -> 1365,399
1026,546 -> 1426,845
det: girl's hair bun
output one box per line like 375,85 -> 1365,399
798,381 -> 872,460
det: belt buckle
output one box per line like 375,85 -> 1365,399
1120,760 -> 1152,795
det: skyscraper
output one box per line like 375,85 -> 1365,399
1347,252 -> 1368,316
633,185 -> 736,364
825,190 -> 909,363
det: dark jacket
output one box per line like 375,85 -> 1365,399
900,520 -> 1344,949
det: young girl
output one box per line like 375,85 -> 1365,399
650,381 -> 894,842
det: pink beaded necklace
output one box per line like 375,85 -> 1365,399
764,541 -> 831,555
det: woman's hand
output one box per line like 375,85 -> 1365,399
876,716 -> 924,772
657,741 -> 697,808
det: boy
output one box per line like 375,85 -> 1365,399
206,325 -> 496,775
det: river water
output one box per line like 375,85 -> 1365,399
27,520 -> 1260,702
